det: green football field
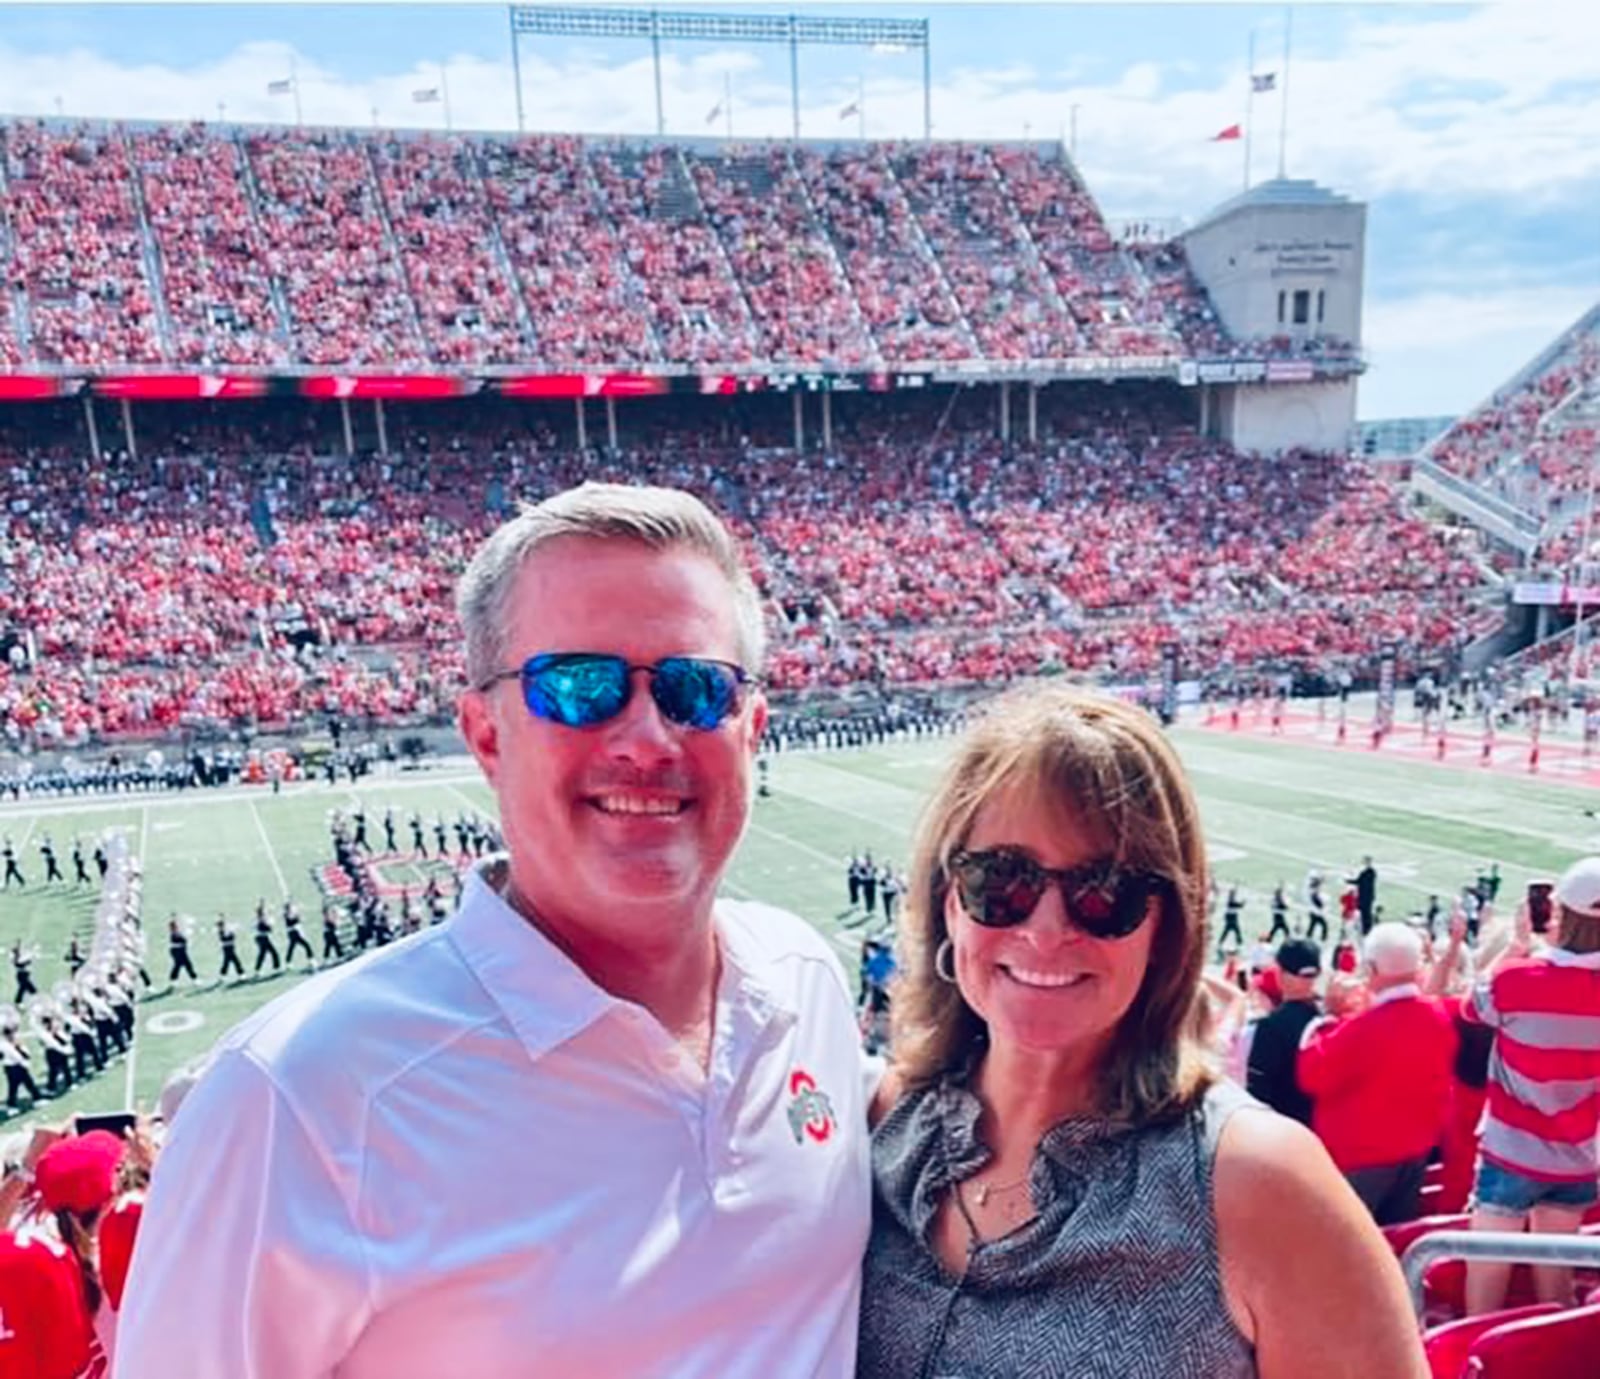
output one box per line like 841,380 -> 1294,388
2,720 -> 1595,1131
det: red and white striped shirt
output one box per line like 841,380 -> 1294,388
1466,947 -> 1600,1182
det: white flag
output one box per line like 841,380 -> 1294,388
267,79 -> 293,95
839,100 -> 859,120
413,88 -> 441,104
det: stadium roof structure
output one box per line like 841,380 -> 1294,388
1186,177 -> 1358,237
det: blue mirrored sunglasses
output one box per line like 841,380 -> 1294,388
478,653 -> 753,731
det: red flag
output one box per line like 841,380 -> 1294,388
1211,123 -> 1242,141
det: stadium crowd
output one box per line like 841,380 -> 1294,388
1430,308 -> 1600,536
0,387 -> 1492,750
0,119 -> 1367,372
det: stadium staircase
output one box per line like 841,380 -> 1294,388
672,147 -> 761,344
978,147 -> 1079,344
601,144 -> 758,363
795,146 -> 972,362
880,154 -> 983,359
230,130 -> 298,348
0,141 -> 21,363
779,148 -> 881,362
122,134 -> 179,362
461,140 -> 541,355
577,146 -> 666,364
361,136 -> 434,357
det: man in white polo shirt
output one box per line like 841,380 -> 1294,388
114,483 -> 872,1379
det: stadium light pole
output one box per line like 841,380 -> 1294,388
790,20 -> 801,139
923,31 -> 931,140
509,7 -> 527,132
506,7 -> 931,140
653,16 -> 666,136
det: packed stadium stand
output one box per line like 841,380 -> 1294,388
1424,304 -> 1600,557
0,119 -> 1367,371
0,380 -> 1495,750
0,116 -> 1509,752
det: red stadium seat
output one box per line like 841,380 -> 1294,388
1461,1302 -> 1600,1378
1423,1260 -> 1539,1320
1423,1304 -> 1561,1379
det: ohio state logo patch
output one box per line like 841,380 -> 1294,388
785,1068 -> 836,1145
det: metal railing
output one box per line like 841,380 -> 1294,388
1410,457 -> 1543,554
1402,1230 -> 1600,1318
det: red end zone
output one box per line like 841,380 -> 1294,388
1198,704 -> 1600,789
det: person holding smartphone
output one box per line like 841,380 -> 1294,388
0,1123 -> 145,1377
1462,859 -> 1600,1314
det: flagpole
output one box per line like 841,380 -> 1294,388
440,62 -> 453,132
291,54 -> 303,127
725,71 -> 733,140
1278,6 -> 1293,178
1243,30 -> 1254,192
858,75 -> 866,140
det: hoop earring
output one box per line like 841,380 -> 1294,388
934,937 -> 958,985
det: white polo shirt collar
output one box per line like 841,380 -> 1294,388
447,858 -> 797,1070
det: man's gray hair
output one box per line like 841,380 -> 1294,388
1362,921 -> 1424,978
456,482 -> 768,688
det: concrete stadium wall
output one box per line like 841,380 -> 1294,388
1215,378 -> 1358,454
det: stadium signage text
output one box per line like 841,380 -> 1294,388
0,357 -> 1363,402
1254,238 -> 1356,276
1512,581 -> 1600,607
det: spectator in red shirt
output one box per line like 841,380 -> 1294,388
0,1127 -> 104,1379
1462,859 -> 1600,1314
1298,922 -> 1459,1224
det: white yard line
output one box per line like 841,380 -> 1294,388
444,782 -> 491,816
8,811 -> 40,856
247,798 -> 291,898
744,818 -> 845,869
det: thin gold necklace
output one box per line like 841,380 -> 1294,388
969,1167 -> 1032,1208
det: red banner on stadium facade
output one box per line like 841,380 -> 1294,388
0,376 -> 74,400
90,375 -> 270,401
299,376 -> 475,401
496,374 -> 672,399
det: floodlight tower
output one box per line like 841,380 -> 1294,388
507,5 -> 932,140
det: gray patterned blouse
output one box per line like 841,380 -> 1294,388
857,1074 -> 1259,1379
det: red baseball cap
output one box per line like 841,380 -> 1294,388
33,1131 -> 124,1217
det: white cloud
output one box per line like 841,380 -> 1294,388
0,5 -> 1590,217
1360,284 -> 1597,419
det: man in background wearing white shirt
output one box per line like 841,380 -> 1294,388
115,483 -> 872,1379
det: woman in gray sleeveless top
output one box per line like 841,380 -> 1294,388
857,685 -> 1427,1379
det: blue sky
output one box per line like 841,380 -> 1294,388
0,1 -> 1595,420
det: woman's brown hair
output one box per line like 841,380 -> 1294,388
1557,905 -> 1600,955
889,683 -> 1213,1123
